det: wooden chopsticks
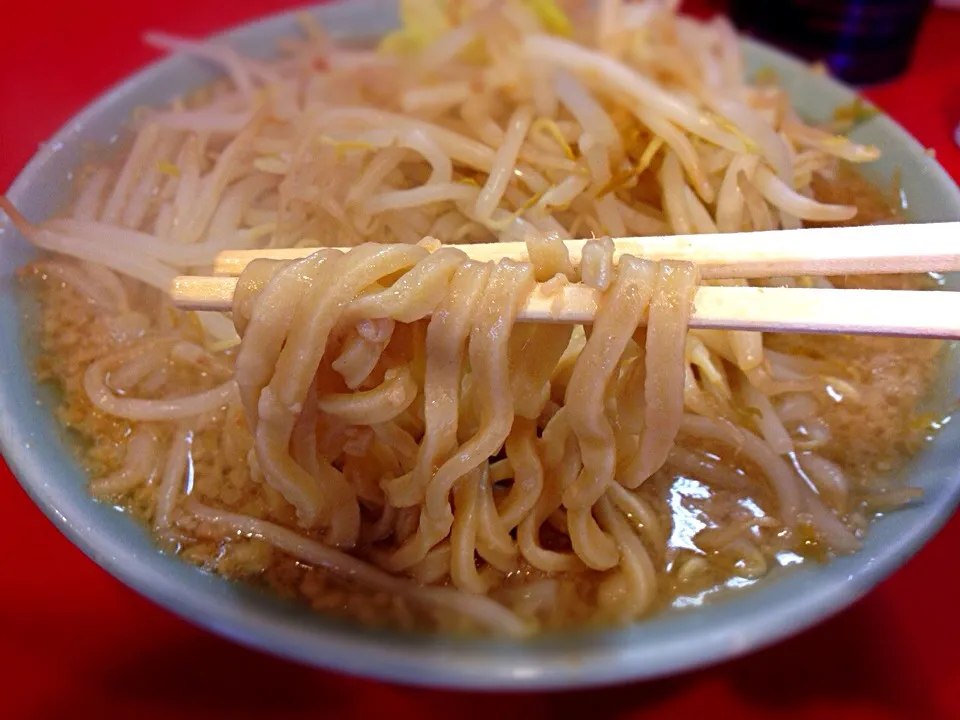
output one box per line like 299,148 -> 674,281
213,223 -> 960,277
170,221 -> 960,339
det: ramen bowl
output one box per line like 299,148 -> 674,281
2,0 -> 959,690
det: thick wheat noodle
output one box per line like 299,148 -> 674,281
344,246 -> 468,323
235,252 -> 345,532
499,417 -> 544,528
563,256 -> 657,509
154,424 -> 194,531
450,466 -> 491,594
331,323 -> 395,390
230,240 -> 701,588
259,246 -> 436,540
423,259 -> 536,523
385,260 -> 531,571
317,366 -> 418,424
84,345 -> 238,421
234,252 -> 336,423
475,465 -> 519,570
381,261 -> 491,508
508,323 -> 574,419
619,261 -> 699,488
517,413 -> 586,573
229,223 -> 875,611
90,427 -> 160,497
679,413 -> 804,527
186,501 -> 530,636
596,493 -> 658,615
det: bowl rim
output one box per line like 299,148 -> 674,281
3,0 -> 960,691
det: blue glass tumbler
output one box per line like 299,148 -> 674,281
728,0 -> 933,85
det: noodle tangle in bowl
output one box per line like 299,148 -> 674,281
1,0 -> 955,643
225,241 -> 707,634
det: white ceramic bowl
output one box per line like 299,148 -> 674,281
2,0 -> 959,690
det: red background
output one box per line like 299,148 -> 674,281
2,2 -> 959,718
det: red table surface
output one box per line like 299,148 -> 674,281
2,2 -> 960,718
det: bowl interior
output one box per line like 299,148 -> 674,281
2,0 -> 959,690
